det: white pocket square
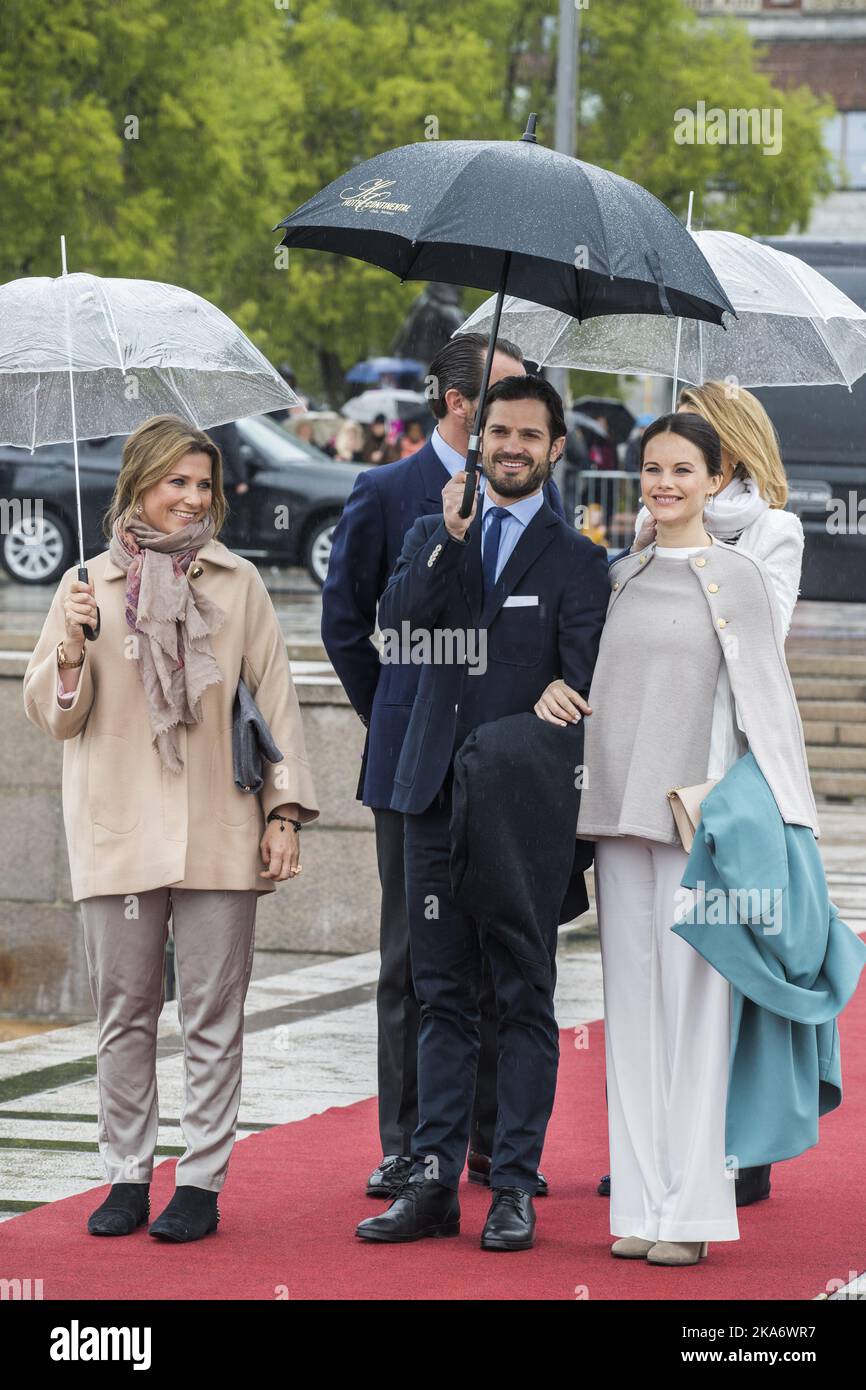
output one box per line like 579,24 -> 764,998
503,594 -> 539,607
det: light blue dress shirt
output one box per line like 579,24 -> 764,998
481,488 -> 545,583
429,426 -> 468,479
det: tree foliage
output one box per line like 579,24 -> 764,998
0,0 -> 836,402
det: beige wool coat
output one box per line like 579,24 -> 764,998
23,538 -> 319,901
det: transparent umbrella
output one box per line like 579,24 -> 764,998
0,240 -> 298,637
457,229 -> 866,405
340,389 -> 428,424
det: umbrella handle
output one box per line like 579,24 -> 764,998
459,443 -> 481,518
77,566 -> 101,642
457,250 -> 512,518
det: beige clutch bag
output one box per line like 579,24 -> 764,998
666,779 -> 718,852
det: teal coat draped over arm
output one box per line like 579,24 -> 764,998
671,752 -> 866,1169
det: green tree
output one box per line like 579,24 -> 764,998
0,0 -> 837,407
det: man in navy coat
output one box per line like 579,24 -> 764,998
321,334 -> 567,1199
355,375 -> 609,1250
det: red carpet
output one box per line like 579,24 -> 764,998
3,976 -> 865,1300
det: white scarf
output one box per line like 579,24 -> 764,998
634,475 -> 769,542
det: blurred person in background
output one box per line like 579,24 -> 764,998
362,413 -> 399,466
325,419 -> 366,462
398,418 -> 427,458
207,421 -> 249,497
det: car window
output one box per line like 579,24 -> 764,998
236,415 -> 332,466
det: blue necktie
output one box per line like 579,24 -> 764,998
482,506 -> 511,595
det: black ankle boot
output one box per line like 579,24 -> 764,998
355,1175 -> 460,1243
87,1182 -> 151,1236
148,1185 -> 220,1242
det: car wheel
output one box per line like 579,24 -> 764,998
1,509 -> 73,585
304,513 -> 340,586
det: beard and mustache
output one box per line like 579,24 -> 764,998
481,448 -> 555,499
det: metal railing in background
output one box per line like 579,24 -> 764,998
561,467 -> 643,551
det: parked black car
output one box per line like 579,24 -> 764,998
0,415 -> 365,587
754,237 -> 866,603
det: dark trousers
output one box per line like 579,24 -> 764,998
373,807 -> 498,1158
403,787 -> 560,1193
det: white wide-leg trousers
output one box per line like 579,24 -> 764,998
594,835 -> 740,1243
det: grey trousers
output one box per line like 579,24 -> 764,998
79,887 -> 258,1193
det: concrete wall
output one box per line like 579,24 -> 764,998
0,660 -> 380,1021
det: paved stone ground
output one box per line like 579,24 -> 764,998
0,803 -> 863,1298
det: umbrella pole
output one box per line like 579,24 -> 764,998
670,191 -> 695,412
61,235 -> 100,640
459,250 -> 512,518
670,318 -> 683,412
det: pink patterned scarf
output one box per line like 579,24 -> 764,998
108,512 -> 226,773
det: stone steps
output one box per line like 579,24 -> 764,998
789,647 -> 866,802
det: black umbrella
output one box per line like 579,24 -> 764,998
572,398 -> 636,445
275,115 -> 735,515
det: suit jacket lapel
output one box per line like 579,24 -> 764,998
479,502 -> 560,628
416,444 -> 451,504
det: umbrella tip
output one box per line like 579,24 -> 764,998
521,113 -> 538,144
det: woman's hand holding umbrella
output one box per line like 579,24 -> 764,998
59,579 -> 97,692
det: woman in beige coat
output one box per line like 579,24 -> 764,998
23,414 -> 319,1242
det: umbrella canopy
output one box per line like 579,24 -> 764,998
284,408 -> 342,447
569,409 -> 609,439
0,257 -> 299,640
457,230 -> 866,392
275,115 -> 734,514
275,127 -> 733,327
0,272 -> 298,449
572,398 -> 635,445
345,356 -> 426,384
340,388 -> 428,424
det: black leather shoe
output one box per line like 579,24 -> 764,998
481,1187 -> 536,1251
467,1150 -> 548,1196
597,1173 -> 611,1197
735,1164 -> 772,1207
148,1186 -> 220,1242
87,1182 -> 150,1236
366,1155 -> 412,1198
356,1176 -> 460,1243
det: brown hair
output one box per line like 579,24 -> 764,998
427,332 -> 525,420
103,415 -> 227,540
676,381 -> 788,508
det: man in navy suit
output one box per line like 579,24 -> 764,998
355,375 -> 609,1250
322,334 -> 567,1199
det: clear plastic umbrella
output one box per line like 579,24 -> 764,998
340,388 -> 428,423
0,240 -> 298,637
0,272 -> 297,449
457,229 -> 866,404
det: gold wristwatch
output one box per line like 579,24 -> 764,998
57,640 -> 85,669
